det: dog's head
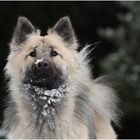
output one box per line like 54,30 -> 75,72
6,16 -> 80,90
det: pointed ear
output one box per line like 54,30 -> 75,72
13,17 -> 35,44
49,16 -> 78,49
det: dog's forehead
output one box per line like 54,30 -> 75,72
28,33 -> 64,50
43,33 -> 65,49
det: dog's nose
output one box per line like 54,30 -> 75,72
37,61 -> 48,70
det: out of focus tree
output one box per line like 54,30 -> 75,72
98,1 -> 140,138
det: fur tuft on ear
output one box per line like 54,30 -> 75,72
48,16 -> 78,49
13,16 -> 35,45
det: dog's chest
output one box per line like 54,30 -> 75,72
10,113 -> 89,139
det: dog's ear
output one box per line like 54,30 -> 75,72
48,16 -> 78,49
13,17 -> 35,45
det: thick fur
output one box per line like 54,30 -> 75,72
3,16 -> 120,139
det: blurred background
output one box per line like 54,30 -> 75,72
0,1 -> 140,138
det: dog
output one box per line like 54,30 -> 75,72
2,16 -> 120,139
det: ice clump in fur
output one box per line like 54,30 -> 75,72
21,84 -> 67,103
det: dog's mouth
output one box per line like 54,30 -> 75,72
24,74 -> 65,90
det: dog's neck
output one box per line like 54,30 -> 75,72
21,83 -> 68,130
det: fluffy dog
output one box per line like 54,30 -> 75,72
3,16 -> 120,139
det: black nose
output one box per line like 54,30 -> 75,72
37,61 -> 48,70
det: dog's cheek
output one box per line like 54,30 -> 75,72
60,62 -> 67,76
7,53 -> 33,80
65,56 -> 80,76
53,56 -> 68,77
20,56 -> 35,78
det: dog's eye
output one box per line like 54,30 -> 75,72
29,50 -> 36,57
50,50 -> 58,57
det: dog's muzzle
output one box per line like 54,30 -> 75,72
24,60 -> 65,90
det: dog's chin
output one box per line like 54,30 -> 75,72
23,76 -> 65,90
